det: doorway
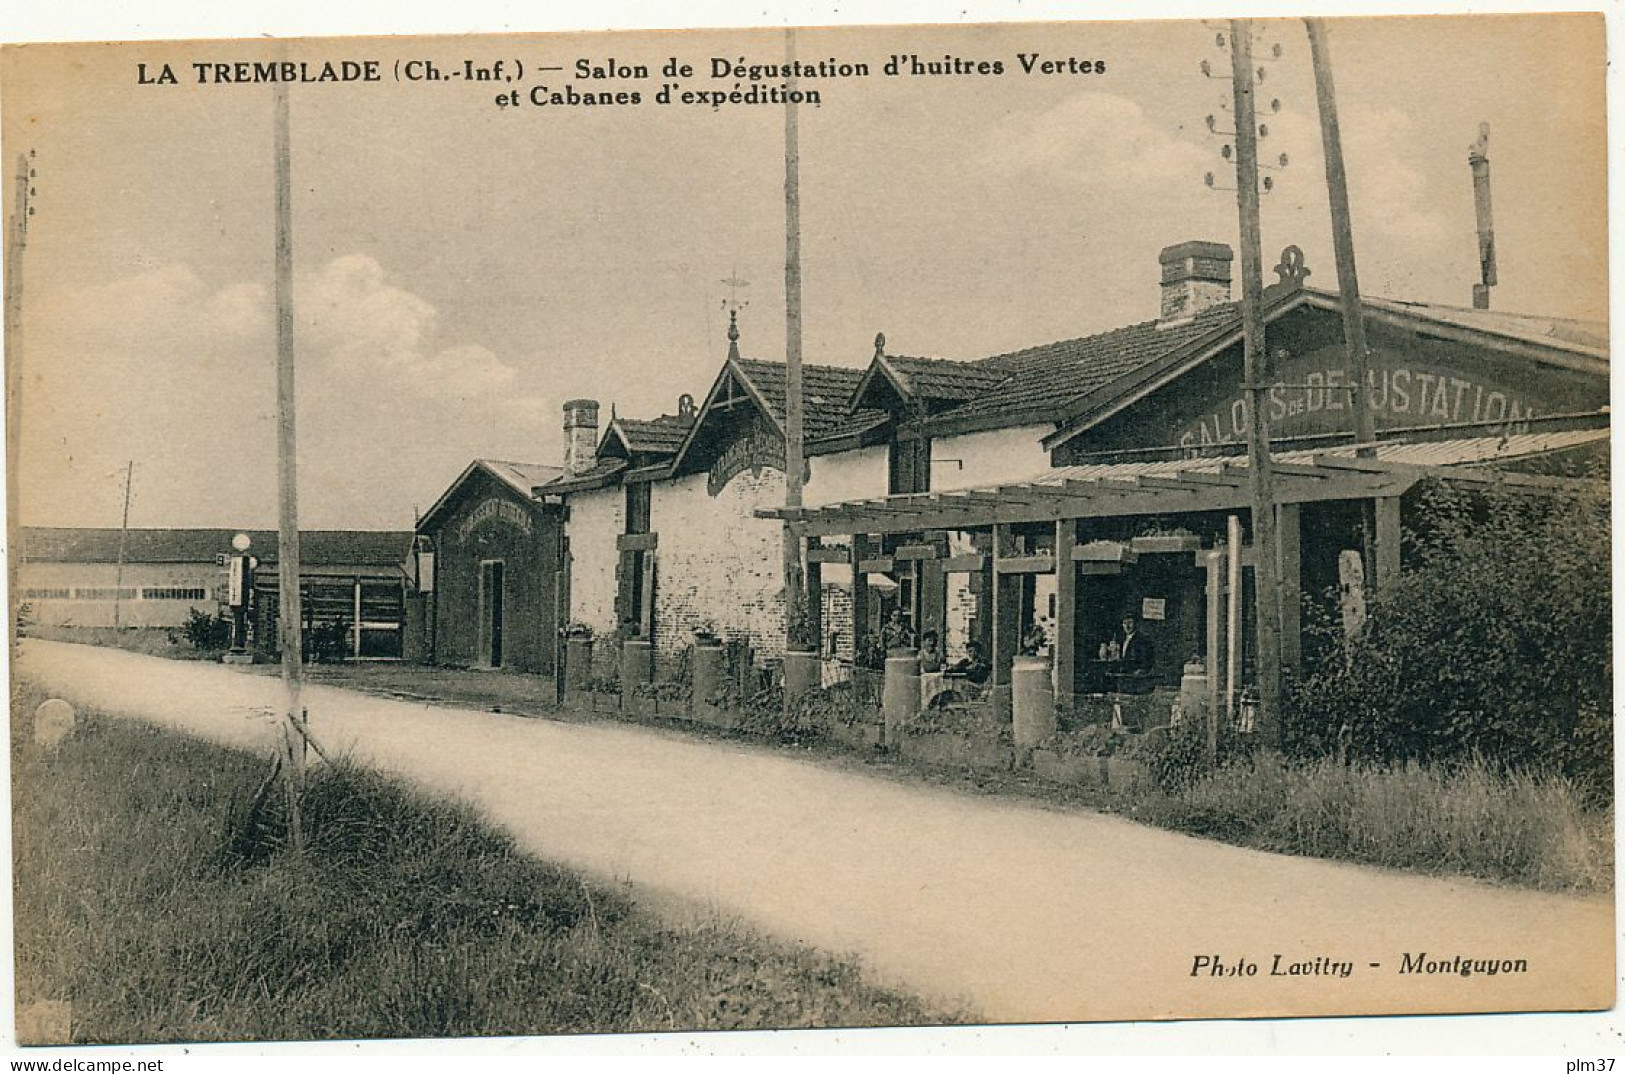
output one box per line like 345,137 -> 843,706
480,559 -> 505,668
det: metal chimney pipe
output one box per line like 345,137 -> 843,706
1470,122 -> 1496,310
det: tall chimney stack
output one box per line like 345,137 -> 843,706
1470,122 -> 1496,310
562,398 -> 600,476
1158,241 -> 1234,326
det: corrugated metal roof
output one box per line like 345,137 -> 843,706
1029,428 -> 1610,487
478,459 -> 563,498
21,527 -> 414,568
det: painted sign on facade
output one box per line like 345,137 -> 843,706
707,424 -> 810,497
1177,345 -> 1545,450
454,498 -> 534,543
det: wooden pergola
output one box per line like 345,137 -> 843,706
760,432 -> 1602,719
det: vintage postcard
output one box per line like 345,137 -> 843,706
1,10 -> 1613,1050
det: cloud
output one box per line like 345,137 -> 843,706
20,255 -> 552,529
984,91 -> 1210,186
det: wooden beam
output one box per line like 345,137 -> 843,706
1312,454 -> 1393,474
995,553 -> 1056,575
1176,470 -> 1249,487
940,552 -> 985,573
857,557 -> 895,574
1073,540 -> 1137,563
616,532 -> 658,552
894,543 -> 940,561
806,545 -> 849,564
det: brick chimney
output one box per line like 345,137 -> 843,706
562,398 -> 600,476
1159,241 -> 1234,326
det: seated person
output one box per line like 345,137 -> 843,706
947,639 -> 991,685
880,609 -> 914,654
918,630 -> 944,673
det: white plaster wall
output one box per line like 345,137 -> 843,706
651,468 -> 787,658
931,424 -> 1053,492
803,445 -> 887,507
19,562 -> 219,628
566,486 -> 623,637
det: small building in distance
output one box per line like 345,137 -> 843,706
18,527 -> 414,658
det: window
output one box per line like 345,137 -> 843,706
21,588 -> 70,600
73,587 -> 137,601
141,587 -> 209,601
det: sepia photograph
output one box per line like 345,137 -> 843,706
0,4 -> 1615,1054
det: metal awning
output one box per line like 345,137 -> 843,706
760,430 -> 1606,537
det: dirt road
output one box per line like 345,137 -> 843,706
15,640 -> 1613,1024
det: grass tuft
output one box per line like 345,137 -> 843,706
12,682 -> 957,1043
1137,752 -> 1612,893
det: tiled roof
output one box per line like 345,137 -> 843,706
882,354 -> 1008,402
731,358 -> 887,441
20,527 -> 414,568
612,414 -> 694,455
535,458 -> 627,494
930,303 -> 1242,429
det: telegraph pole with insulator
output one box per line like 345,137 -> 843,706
1226,20 -> 1285,745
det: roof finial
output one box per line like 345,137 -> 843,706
727,307 -> 741,360
874,331 -> 886,359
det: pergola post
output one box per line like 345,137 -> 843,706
805,535 -> 823,653
990,523 -> 1020,722
850,533 -> 871,656
1277,503 -> 1301,671
1374,495 -> 1402,594
1053,518 -> 1078,713
1204,546 -> 1225,760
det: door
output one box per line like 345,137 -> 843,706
480,560 -> 505,668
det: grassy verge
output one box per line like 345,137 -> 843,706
21,624 -> 215,661
1128,752 -> 1613,893
11,685 -> 956,1043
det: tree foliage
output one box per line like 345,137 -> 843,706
1283,477 -> 1611,799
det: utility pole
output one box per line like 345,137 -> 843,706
273,80 -> 307,848
1228,19 -> 1284,744
113,461 -> 133,630
781,26 -> 808,653
1305,18 -> 1374,452
5,152 -> 36,620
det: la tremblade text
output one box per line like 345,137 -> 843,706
1191,954 -> 1531,979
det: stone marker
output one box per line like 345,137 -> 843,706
33,698 -> 77,750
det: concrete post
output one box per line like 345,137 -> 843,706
621,638 -> 652,713
692,642 -> 724,721
566,636 -> 594,693
1011,653 -> 1056,756
882,650 -> 920,748
783,649 -> 819,707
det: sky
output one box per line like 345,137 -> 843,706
2,14 -> 1608,530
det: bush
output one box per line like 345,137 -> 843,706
1283,478 -> 1611,800
182,608 -> 232,651
1138,717 -> 1255,794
